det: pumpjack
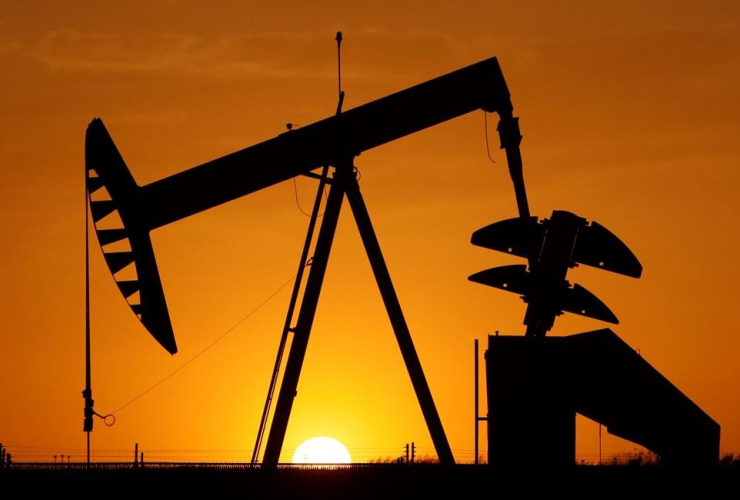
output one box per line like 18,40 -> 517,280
85,56 -> 526,466
85,53 -> 719,466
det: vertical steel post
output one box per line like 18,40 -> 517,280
83,165 -> 93,468
475,338 -> 479,465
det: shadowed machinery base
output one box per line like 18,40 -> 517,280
486,329 -> 720,466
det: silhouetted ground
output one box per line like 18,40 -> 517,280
2,464 -> 739,498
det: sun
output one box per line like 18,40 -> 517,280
292,437 -> 352,464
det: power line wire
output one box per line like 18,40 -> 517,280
108,274 -> 296,415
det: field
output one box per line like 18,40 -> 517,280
3,463 -> 738,498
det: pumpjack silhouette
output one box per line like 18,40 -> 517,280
85,53 -> 718,466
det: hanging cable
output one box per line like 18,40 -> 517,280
483,111 -> 497,164
287,122 -> 326,217
293,177 -> 326,217
108,273 -> 297,416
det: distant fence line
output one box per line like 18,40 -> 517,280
11,442 -> 726,467
0,445 -> 477,464
1,462 -> 438,471
0,451 -> 665,466
0,454 -> 664,470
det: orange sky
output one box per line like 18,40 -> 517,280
1,1 -> 739,463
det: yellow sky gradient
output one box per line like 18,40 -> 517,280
1,1 -> 739,462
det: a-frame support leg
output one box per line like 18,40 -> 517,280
344,173 -> 455,466
262,170 -> 346,466
262,165 -> 454,466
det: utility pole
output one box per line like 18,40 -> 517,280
411,442 -> 416,464
405,443 -> 409,464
